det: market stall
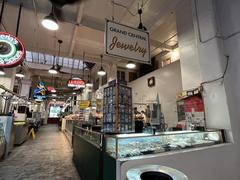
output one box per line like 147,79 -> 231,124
72,126 -> 224,180
0,115 -> 14,159
13,105 -> 29,145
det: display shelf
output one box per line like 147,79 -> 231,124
102,80 -> 132,133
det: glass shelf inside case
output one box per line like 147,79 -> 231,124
104,130 -> 224,159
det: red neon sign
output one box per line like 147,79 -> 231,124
0,32 -> 25,68
67,79 -> 85,88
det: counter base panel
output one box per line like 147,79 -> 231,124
13,125 -> 29,145
73,134 -> 102,180
103,153 -> 116,180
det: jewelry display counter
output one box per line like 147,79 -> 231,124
105,130 -> 223,159
0,124 -> 5,159
72,125 -> 224,180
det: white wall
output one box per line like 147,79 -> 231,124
128,61 -> 182,127
203,81 -> 231,130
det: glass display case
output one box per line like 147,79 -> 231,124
0,122 -> 4,137
0,123 -> 5,158
74,126 -> 102,149
104,130 -> 224,159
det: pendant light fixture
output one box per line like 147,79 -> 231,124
86,69 -> 93,87
126,61 -> 136,69
16,64 -> 25,78
49,56 -> 58,74
50,74 -> 57,93
49,40 -> 62,74
41,7 -> 59,31
0,67 -> 5,75
56,40 -> 63,71
98,55 -> 106,76
48,65 -> 58,74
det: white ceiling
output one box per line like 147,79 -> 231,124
1,0 -> 179,64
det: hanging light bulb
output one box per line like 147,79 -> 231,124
16,67 -> 25,78
98,67 -> 106,76
51,89 -> 57,93
86,80 -> 93,87
49,55 -> 58,74
48,65 -> 58,74
86,70 -> 93,87
171,49 -> 180,61
41,7 -> 59,31
98,55 -> 106,76
0,67 -> 5,75
126,61 -> 136,69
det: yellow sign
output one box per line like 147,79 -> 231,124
96,99 -> 102,109
79,100 -> 91,109
28,128 -> 36,139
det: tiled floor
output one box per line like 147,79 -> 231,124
0,125 -> 80,180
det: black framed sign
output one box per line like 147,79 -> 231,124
105,19 -> 150,64
148,76 -> 155,87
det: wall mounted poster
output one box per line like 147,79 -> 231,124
105,20 -> 150,64
0,32 -> 25,68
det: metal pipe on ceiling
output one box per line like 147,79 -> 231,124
0,0 -> 5,24
0,0 -> 7,32
16,3 -> 23,37
69,2 -> 85,57
32,0 -> 37,16
0,84 -> 28,101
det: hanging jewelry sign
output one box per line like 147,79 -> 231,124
104,19 -> 150,64
0,32 -> 25,68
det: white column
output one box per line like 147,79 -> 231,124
215,0 -> 240,142
20,79 -> 32,98
176,0 -> 202,90
107,63 -> 117,82
192,0 -> 231,131
176,0 -> 231,131
0,68 -> 16,90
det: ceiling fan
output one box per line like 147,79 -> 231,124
49,0 -> 81,8
51,0 -> 87,22
42,0 -> 85,30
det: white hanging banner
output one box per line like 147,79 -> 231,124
104,19 -> 150,64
